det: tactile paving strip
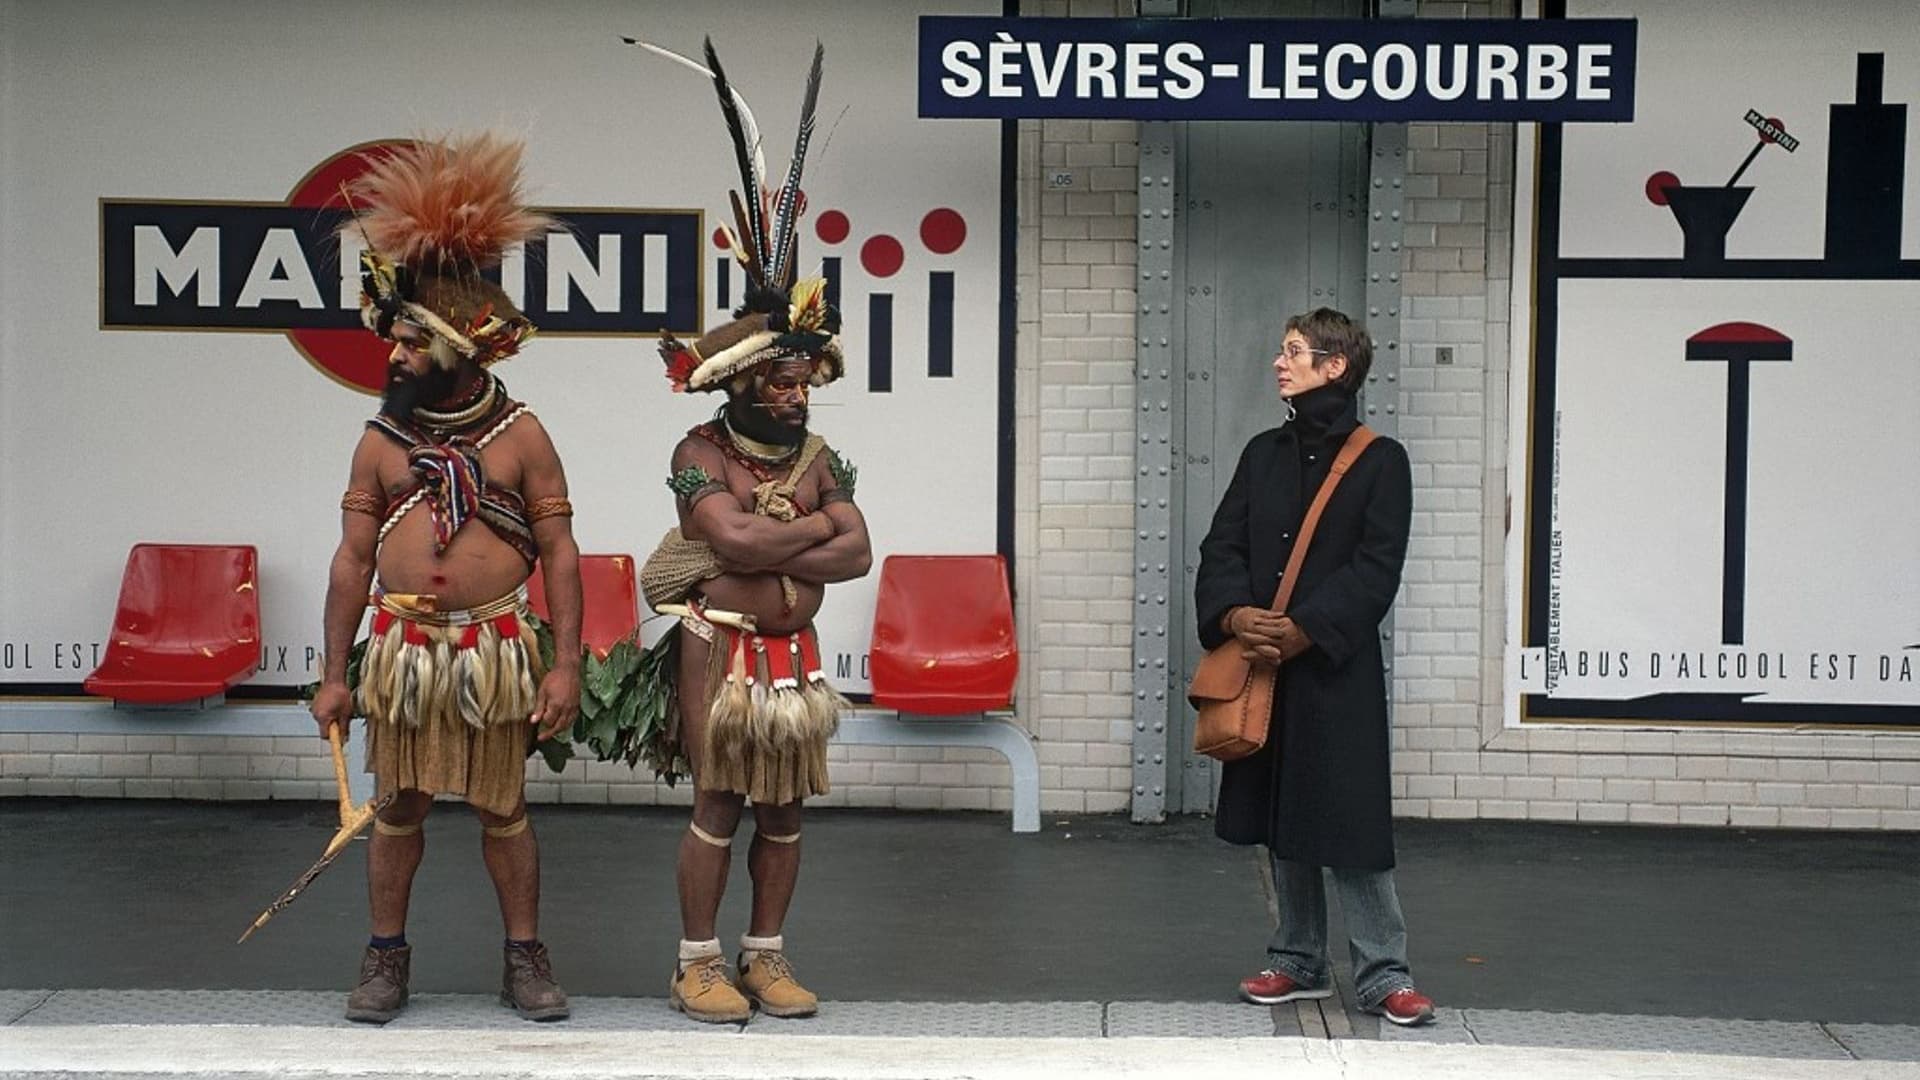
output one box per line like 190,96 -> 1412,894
1826,1023 -> 1920,1062
738,1000 -> 1104,1038
1374,1008 -> 1477,1045
13,990 -> 345,1027
9,990 -> 1916,1061
1105,1002 -> 1276,1038
7,991 -> 738,1034
381,995 -> 719,1032
0,990 -> 53,1025
1417,1009 -> 1851,1060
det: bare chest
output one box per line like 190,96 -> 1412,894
715,455 -> 823,513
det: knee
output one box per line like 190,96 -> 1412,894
686,792 -> 745,848
693,791 -> 745,831
473,801 -> 530,840
752,801 -> 802,845
375,790 -> 433,835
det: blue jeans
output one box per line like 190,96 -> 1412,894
1265,855 -> 1415,1009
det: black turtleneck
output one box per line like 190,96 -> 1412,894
1284,384 -> 1360,517
1286,384 -> 1355,447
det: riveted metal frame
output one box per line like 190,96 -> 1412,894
1365,0 -> 1414,708
1131,0 -> 1413,822
1129,0 -> 1181,824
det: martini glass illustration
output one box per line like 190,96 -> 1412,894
1645,116 -> 1792,264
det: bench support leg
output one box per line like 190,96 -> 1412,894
833,712 -> 1040,834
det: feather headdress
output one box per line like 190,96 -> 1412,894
343,133 -> 553,369
624,36 -> 844,394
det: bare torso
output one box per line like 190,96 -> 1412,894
678,448 -> 831,635
372,425 -> 534,610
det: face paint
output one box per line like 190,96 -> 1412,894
727,356 -> 812,446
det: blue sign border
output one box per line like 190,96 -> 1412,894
920,16 -> 1635,122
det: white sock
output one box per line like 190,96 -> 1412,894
740,933 -> 783,967
678,937 -> 722,971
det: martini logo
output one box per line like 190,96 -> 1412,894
100,142 -> 703,392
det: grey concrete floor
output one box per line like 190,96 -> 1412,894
0,800 -> 1914,1024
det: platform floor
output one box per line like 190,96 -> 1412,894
1,799 -> 1915,1069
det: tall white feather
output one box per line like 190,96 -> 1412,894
621,38 -> 766,190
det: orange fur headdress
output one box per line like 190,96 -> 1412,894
343,133 -> 554,369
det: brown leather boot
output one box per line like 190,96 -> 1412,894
500,941 -> 570,1022
344,944 -> 410,1024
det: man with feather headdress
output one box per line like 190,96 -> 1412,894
627,38 -> 870,1024
309,132 -> 582,1024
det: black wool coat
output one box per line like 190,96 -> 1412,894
1194,392 -> 1412,870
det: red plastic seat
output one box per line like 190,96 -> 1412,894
869,555 -> 1018,715
526,554 -> 640,659
83,544 -> 260,704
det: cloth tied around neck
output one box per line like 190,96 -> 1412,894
410,440 -> 486,553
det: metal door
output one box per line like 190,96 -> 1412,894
1165,0 -> 1372,814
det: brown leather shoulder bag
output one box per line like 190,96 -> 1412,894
1189,426 -> 1378,761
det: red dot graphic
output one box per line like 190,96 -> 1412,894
1759,117 -> 1787,144
920,208 -> 967,255
1645,170 -> 1680,206
816,210 -> 850,245
712,227 -> 731,250
861,235 -> 904,278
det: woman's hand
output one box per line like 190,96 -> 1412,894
1224,607 -> 1313,664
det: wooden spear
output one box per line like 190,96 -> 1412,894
237,726 -> 389,943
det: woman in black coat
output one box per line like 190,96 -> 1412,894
1193,307 -> 1433,1026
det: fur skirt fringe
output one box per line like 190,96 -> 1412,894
358,596 -> 545,817
699,626 -> 844,806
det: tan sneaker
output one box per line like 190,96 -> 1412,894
669,953 -> 751,1023
344,944 -> 409,1024
736,950 -> 818,1018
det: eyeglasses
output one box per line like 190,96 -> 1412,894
1278,343 -> 1330,361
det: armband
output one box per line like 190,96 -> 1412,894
667,465 -> 714,499
527,496 -> 573,521
827,450 -> 857,499
340,489 -> 383,517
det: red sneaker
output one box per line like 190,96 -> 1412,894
1238,968 -> 1333,1005
1373,988 -> 1435,1026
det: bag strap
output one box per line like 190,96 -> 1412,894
1266,425 -> 1378,612
786,434 -> 827,487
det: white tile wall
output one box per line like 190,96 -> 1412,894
9,0 -> 1912,828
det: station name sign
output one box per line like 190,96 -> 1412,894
919,16 -> 1636,122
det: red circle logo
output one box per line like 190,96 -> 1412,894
860,234 -> 905,278
815,209 -> 851,245
920,208 -> 967,255
284,141 -> 410,394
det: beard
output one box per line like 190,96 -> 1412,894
725,394 -> 808,447
380,362 -> 465,420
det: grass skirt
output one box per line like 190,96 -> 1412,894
358,590 -> 545,816
700,621 -> 844,805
